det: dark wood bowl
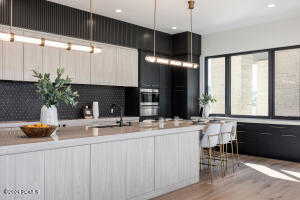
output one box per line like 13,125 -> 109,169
20,125 -> 57,138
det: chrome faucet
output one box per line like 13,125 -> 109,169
110,103 -> 124,127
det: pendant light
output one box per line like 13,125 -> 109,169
188,0 -> 198,68
145,0 -> 199,69
0,0 -> 101,54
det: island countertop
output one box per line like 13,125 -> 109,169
0,121 -> 204,156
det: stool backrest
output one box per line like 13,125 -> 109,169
230,121 -> 238,140
220,122 -> 234,144
201,123 -> 221,148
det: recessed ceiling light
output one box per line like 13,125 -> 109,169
115,9 -> 122,13
267,4 -> 276,8
172,27 -> 177,30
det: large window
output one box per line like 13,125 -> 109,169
275,48 -> 300,117
231,52 -> 269,116
206,45 -> 300,119
207,57 -> 225,114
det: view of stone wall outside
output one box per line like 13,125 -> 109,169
208,57 -> 225,114
275,48 -> 300,117
231,53 -> 269,116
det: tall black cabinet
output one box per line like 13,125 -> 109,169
172,32 -> 201,118
139,51 -> 173,117
139,32 -> 201,119
160,66 -> 173,118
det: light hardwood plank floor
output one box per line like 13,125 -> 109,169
153,155 -> 300,200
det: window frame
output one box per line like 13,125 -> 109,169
205,45 -> 300,120
273,46 -> 300,120
205,56 -> 227,116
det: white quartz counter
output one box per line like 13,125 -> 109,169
0,116 -> 139,128
0,121 -> 204,156
191,116 -> 300,126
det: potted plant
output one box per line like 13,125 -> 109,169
199,93 -> 217,118
33,67 -> 79,125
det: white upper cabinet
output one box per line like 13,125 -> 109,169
61,38 -> 91,84
92,45 -> 138,87
2,28 -> 24,81
23,30 -> 44,82
43,34 -> 61,81
0,26 -> 138,86
0,151 -> 45,200
117,47 -> 138,87
91,44 -> 117,85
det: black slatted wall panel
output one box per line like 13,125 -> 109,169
5,0 -> 169,51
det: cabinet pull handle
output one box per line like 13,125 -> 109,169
281,134 -> 297,138
269,125 -> 285,129
258,132 -> 272,135
237,130 -> 246,133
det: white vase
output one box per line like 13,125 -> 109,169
40,105 -> 58,126
93,101 -> 99,119
203,104 -> 210,118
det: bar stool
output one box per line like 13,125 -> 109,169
219,122 -> 234,174
229,121 -> 240,168
200,122 -> 222,183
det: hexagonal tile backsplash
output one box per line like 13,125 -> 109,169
0,81 -> 125,121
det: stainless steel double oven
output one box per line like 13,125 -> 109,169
139,88 -> 159,117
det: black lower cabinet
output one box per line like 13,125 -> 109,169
237,123 -> 300,162
255,124 -> 281,158
237,123 -> 257,156
277,126 -> 300,162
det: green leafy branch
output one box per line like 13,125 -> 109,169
199,93 -> 217,106
33,67 -> 79,108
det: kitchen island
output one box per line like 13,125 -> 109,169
0,121 -> 204,200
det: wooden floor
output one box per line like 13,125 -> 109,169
153,155 -> 300,200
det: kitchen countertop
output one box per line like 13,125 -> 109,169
0,116 -> 139,128
0,121 -> 204,156
191,116 -> 300,126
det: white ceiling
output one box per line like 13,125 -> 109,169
48,0 -> 300,35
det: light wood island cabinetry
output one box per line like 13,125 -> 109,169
0,122 -> 202,200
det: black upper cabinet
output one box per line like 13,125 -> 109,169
172,32 -> 201,57
139,51 -> 160,88
136,28 -> 173,55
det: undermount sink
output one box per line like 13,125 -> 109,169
90,122 -> 132,129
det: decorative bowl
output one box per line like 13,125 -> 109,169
20,124 -> 57,138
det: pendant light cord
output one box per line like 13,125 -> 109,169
10,0 -> 13,32
190,8 -> 193,63
153,0 -> 157,57
90,0 -> 93,44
